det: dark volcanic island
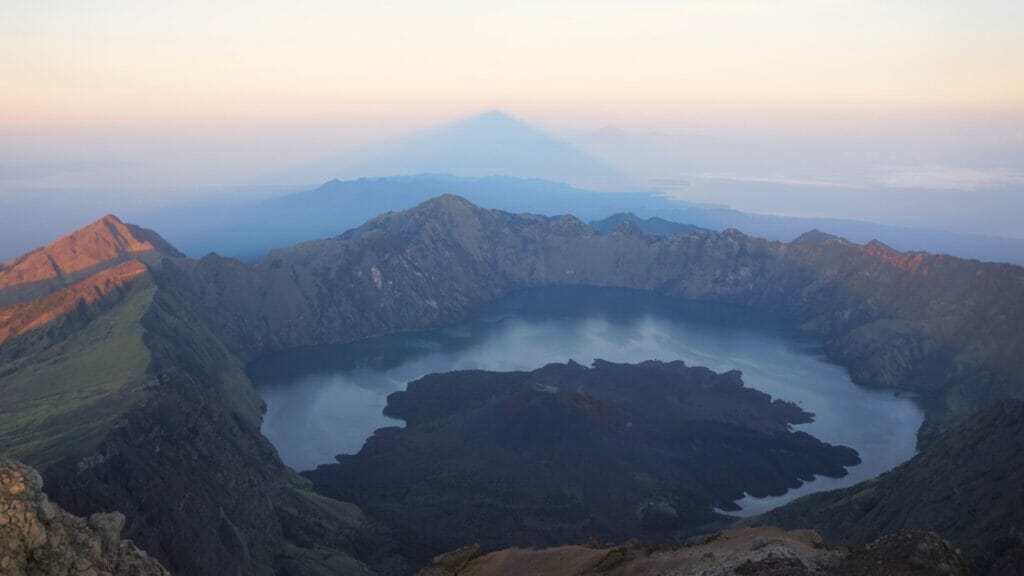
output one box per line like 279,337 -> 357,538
306,360 -> 860,565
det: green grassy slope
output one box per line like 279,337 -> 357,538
0,277 -> 155,467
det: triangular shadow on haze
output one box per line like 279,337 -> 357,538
280,110 -> 632,190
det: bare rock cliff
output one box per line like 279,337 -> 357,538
0,458 -> 169,576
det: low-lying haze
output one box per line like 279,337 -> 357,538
2,1 -> 1022,245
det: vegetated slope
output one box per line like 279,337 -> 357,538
0,215 -> 184,466
749,399 -> 1024,576
0,259 -> 149,344
0,276 -> 155,468
188,194 -> 1024,442
418,527 -> 967,576
0,458 -> 170,576
0,216 -> 379,576
306,360 -> 858,567
38,261 -> 378,576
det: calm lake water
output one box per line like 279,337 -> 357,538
250,286 -> 923,515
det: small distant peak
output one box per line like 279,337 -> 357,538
317,178 -> 343,188
589,213 -> 639,234
792,229 -> 849,246
436,193 -> 474,205
610,218 -> 643,236
865,239 -> 896,252
87,215 -> 182,257
414,194 -> 478,212
53,214 -> 127,245
76,214 -> 125,236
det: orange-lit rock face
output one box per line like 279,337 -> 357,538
0,260 -> 148,344
0,215 -> 162,293
861,241 -> 936,275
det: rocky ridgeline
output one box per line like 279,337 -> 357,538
2,199 -> 1022,575
186,195 -> 1024,442
0,459 -> 168,576
419,527 -> 967,576
0,214 -> 180,309
754,399 -> 1024,574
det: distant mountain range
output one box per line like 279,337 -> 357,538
589,212 -> 706,236
126,173 -> 1024,266
3,111 -> 1022,266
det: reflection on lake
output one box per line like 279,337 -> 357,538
250,287 -> 923,515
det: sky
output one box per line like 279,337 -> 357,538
1,0 -> 1023,236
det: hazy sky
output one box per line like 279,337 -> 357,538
2,1 -> 1023,236
5,0 -> 1023,123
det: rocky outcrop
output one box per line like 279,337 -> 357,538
750,400 -> 1024,575
0,213 -> 183,346
0,458 -> 169,576
0,214 -> 180,308
417,527 -> 966,576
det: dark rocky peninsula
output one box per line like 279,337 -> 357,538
306,360 -> 859,568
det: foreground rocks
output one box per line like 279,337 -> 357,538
0,458 -> 168,576
419,527 -> 967,576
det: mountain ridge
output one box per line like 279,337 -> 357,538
121,174 -> 1024,266
187,194 -> 1024,444
0,259 -> 148,344
0,214 -> 181,307
750,399 -> 1024,574
1,196 -> 1023,574
589,212 -> 706,236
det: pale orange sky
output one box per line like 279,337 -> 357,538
2,0 -> 1023,242
3,0 -> 1023,127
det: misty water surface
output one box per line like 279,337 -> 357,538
251,287 -> 923,515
